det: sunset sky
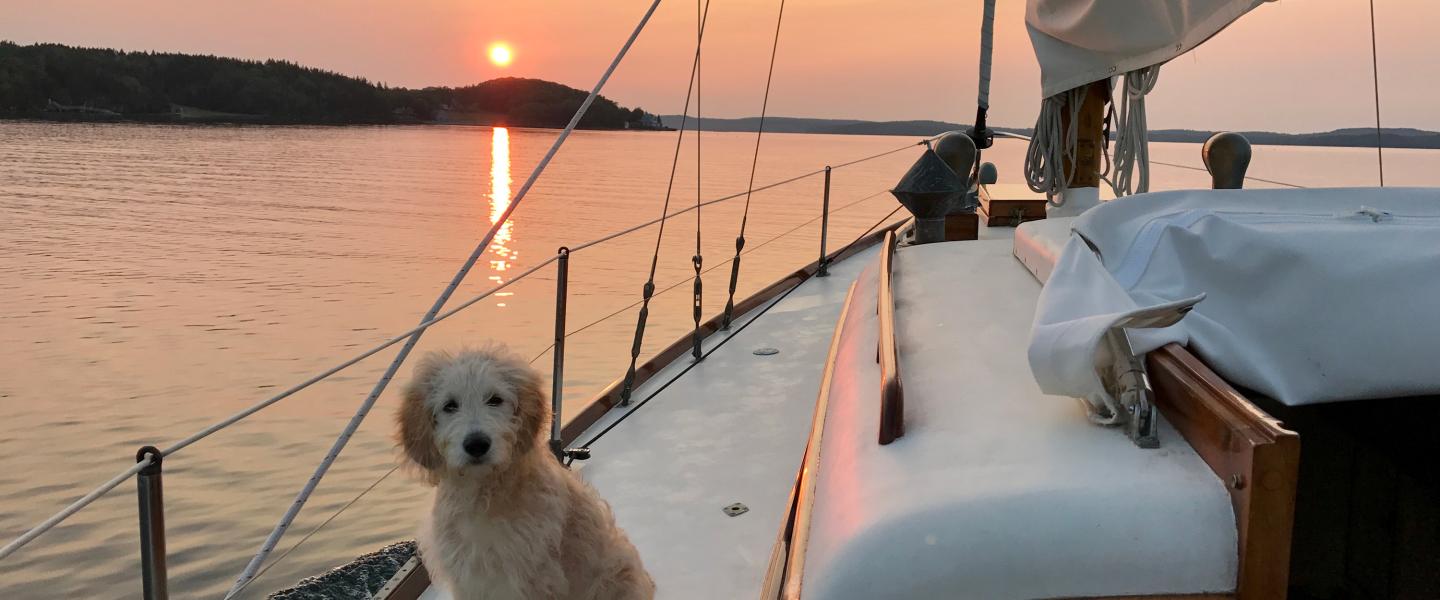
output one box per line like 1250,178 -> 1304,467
3,0 -> 1437,133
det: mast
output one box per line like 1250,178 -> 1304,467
965,0 -> 997,166
1062,81 -> 1107,191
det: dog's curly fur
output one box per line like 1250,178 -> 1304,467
397,345 -> 654,600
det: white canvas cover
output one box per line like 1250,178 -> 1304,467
1027,0 -> 1267,97
1028,187 -> 1440,409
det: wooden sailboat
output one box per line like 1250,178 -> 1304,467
6,1 -> 1437,599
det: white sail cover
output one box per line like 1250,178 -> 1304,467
1029,187 -> 1440,408
1027,0 -> 1267,97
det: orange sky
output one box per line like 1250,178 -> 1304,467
3,0 -> 1437,132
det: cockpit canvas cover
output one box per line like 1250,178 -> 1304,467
1029,188 -> 1440,409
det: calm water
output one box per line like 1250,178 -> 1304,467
0,121 -> 1435,598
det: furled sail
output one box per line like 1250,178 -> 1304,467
1023,0 -> 1269,200
1027,0 -> 1267,98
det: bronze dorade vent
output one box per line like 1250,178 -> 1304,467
889,139 -> 971,245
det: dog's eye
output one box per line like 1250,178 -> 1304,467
485,395 -> 503,407
441,398 -> 459,414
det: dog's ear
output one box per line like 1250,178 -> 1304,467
511,362 -> 549,454
396,351 -> 448,479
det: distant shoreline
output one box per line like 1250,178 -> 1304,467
1,43 -> 667,130
661,115 -> 1440,150
4,113 -> 1431,151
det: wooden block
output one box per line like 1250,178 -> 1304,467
943,213 -> 978,241
980,184 -> 1047,227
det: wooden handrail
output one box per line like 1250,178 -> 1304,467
1147,343 -> 1299,600
877,230 -> 904,445
767,282 -> 860,600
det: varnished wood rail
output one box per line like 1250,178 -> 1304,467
1148,343 -> 1300,600
877,229 -> 904,445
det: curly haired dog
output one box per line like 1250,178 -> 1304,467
397,345 -> 654,600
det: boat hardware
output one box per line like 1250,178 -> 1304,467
692,251 -> 704,362
977,161 -> 998,186
1100,303 -> 1196,448
723,502 -> 750,517
753,347 -> 780,356
1201,132 -> 1252,189
622,0 -> 712,402
550,247 -> 570,462
135,446 -> 168,600
562,448 -> 592,464
892,142 -> 967,244
817,166 -> 832,277
933,131 -> 981,214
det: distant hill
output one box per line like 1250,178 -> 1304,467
0,42 -> 660,128
668,115 -> 1440,149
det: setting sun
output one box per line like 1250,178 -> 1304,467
488,42 -> 513,67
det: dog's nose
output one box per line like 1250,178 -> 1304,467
462,433 -> 491,458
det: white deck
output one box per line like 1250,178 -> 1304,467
421,243 -> 880,599
576,245 -> 877,599
799,239 -> 1239,599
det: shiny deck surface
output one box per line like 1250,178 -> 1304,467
421,243 -> 878,599
800,239 -> 1238,599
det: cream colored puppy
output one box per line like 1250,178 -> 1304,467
397,345 -> 653,600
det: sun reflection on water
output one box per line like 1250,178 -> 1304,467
488,127 -> 515,304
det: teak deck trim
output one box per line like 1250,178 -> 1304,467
770,282 -> 859,600
1148,343 -> 1300,600
876,230 -> 905,445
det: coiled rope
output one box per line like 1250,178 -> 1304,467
1024,86 -> 1085,204
1111,65 -> 1160,196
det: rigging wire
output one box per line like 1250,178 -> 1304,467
620,0 -> 713,405
1367,0 -> 1385,186
572,203 -> 907,457
227,465 -> 401,597
720,0 -> 788,331
529,187 -> 892,365
691,0 -> 707,361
